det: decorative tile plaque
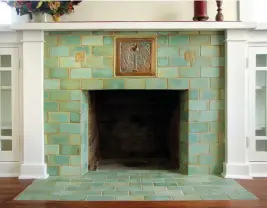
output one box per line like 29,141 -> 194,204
115,37 -> 156,76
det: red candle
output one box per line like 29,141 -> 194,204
193,0 -> 209,21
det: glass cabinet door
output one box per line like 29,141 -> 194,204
250,48 -> 267,161
0,48 -> 19,162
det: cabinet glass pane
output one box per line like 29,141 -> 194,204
256,140 -> 267,151
0,139 -> 12,151
0,71 -> 11,87
0,55 -> 11,67
0,89 -> 12,136
255,71 -> 267,136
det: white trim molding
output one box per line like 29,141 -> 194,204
11,22 -> 257,31
0,162 -> 20,177
222,29 -> 252,179
18,30 -> 48,179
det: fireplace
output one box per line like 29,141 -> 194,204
42,30 -> 226,177
87,90 -> 181,170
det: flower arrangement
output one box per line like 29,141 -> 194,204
3,1 -> 82,22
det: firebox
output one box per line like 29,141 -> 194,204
87,90 -> 182,171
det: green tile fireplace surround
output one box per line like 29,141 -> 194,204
44,31 -> 225,176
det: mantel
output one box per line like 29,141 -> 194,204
9,21 -> 256,31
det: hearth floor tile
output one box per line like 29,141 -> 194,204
14,170 -> 258,201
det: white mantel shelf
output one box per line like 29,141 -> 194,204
9,21 -> 257,31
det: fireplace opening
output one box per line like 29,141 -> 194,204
88,90 -> 181,170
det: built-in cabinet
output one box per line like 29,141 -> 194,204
249,47 -> 267,161
0,48 -> 19,162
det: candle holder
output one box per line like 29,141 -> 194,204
215,0 -> 224,21
193,0 -> 209,21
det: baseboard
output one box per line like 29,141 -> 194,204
250,162 -> 267,177
18,163 -> 49,179
0,162 -> 20,177
222,162 -> 252,179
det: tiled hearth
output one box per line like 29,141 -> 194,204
44,31 -> 225,176
15,170 -> 257,201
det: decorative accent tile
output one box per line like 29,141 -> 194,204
75,52 -> 86,63
115,37 -> 156,76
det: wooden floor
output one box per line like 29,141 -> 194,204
0,178 -> 267,208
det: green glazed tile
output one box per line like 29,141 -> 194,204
157,57 -> 168,67
201,46 -> 220,56
92,46 -> 113,56
168,78 -> 189,89
190,36 -> 210,45
50,91 -> 71,101
157,36 -> 168,45
169,35 -> 189,45
212,57 -> 225,67
44,123 -> 59,133
60,102 -> 80,112
60,123 -> 81,134
82,36 -> 103,45
70,46 -> 91,56
158,67 -> 178,78
210,100 -> 225,110
44,79 -> 60,90
157,47 -> 178,57
86,196 -> 115,201
188,123 -> 209,133
81,80 -> 103,89
59,195 -> 87,200
210,78 -> 225,89
47,166 -> 59,176
103,79 -> 124,89
190,78 -> 210,89
201,67 -> 220,77
172,195 -> 202,200
70,155 -> 81,165
146,79 -> 167,89
48,155 -> 70,165
44,57 -> 59,68
60,80 -> 81,90
179,67 -> 200,78
60,57 -> 81,68
45,145 -> 59,154
130,191 -> 154,196
189,111 -> 219,122
50,46 -> 69,57
59,36 -> 81,45
102,191 -> 129,196
188,100 -> 209,110
103,37 -> 114,46
124,79 -> 146,89
45,36 -> 58,45
50,68 -> 69,79
70,112 -> 80,123
211,35 -> 224,45
60,166 -> 81,176
169,57 -> 188,67
92,69 -> 113,78
144,196 -> 172,201
49,112 -> 69,123
60,145 -> 80,155
116,196 -> 144,201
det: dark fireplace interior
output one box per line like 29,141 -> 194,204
88,90 -> 181,170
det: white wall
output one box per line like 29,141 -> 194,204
251,0 -> 267,22
12,1 -> 238,22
